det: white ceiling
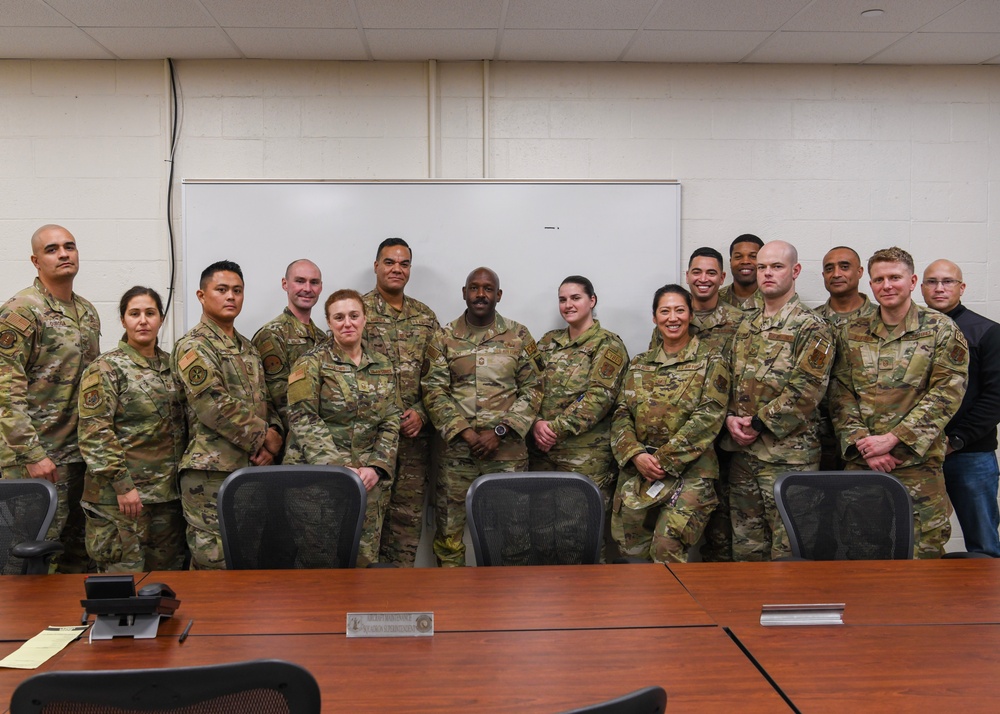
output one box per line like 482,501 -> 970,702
1,0 -> 999,64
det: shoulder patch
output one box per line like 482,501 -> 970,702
263,355 -> 284,375
524,338 -> 538,357
81,371 -> 101,390
82,387 -> 103,410
714,373 -> 729,393
289,367 -> 306,384
604,348 -> 624,366
949,343 -> 968,366
2,311 -> 31,334
178,349 -> 198,370
806,338 -> 833,371
425,343 -> 441,361
259,339 -> 275,354
187,364 -> 207,386
0,329 -> 17,351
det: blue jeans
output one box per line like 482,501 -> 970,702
943,451 -> 1000,557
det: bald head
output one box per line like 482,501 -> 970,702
758,240 -> 797,266
31,224 -> 73,255
29,224 -> 79,289
921,259 -> 965,314
466,266 -> 500,289
284,258 -> 320,281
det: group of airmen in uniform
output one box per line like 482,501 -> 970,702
2,223 -> 996,574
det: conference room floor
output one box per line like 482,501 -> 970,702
2,560 -> 998,713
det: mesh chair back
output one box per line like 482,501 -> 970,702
560,685 -> 667,714
0,479 -> 58,575
774,471 -> 914,560
218,465 -> 366,569
466,472 -> 605,566
10,659 -> 321,714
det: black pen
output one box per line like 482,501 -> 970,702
179,619 -> 194,644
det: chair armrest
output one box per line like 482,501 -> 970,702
11,540 -> 65,559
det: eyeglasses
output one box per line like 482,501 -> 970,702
922,279 -> 962,288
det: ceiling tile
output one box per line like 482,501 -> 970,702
505,0 -> 656,30
499,29 -> 633,61
748,31 -> 909,64
625,30 -> 771,63
84,27 -> 241,59
43,0 -> 214,28
227,28 -> 368,60
200,0 -> 357,29
0,27 -> 112,58
0,0 -> 71,26
368,29 -> 496,61
645,0 -> 811,31
782,0 -> 966,33
355,0 -> 502,29
921,0 -> 1000,32
868,32 -> 1000,64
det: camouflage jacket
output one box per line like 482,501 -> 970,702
171,318 -> 279,472
536,321 -> 628,455
647,300 -> 744,355
815,294 -> 877,328
718,284 -> 763,312
362,289 -> 439,429
252,308 -> 325,428
78,342 -> 185,504
0,278 -> 101,467
612,335 -> 729,480
720,294 -> 835,465
421,312 -> 543,461
829,302 -> 969,467
284,340 -> 399,478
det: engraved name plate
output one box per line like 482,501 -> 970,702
346,612 -> 434,638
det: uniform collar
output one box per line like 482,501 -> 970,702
33,277 -> 81,315
551,320 -> 601,348
651,333 -> 701,366
281,307 -> 322,338
454,312 -> 509,341
117,339 -> 168,371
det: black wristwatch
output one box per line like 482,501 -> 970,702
750,415 -> 766,434
948,435 -> 965,451
494,423 -> 509,439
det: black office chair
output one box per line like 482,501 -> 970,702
559,686 -> 667,714
0,479 -> 63,575
466,472 -> 605,566
774,470 -> 914,560
10,658 -> 321,713
218,465 -> 366,569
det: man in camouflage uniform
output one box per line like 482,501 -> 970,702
362,238 -> 439,566
815,246 -> 877,470
172,260 -> 282,569
421,267 -> 543,566
0,225 -> 101,573
829,247 -> 968,558
252,259 -> 325,439
718,233 -> 764,312
683,247 -> 744,563
722,240 -> 834,561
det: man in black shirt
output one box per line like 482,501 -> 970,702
922,259 -> 1000,557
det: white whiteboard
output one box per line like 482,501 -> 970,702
182,181 -> 680,358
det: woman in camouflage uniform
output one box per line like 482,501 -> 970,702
530,276 -> 628,507
284,289 -> 400,566
78,287 -> 187,572
611,285 -> 730,563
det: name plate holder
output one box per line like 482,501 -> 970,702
760,603 -> 845,627
346,612 -> 434,638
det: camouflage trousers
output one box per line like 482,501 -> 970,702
699,445 -> 732,563
358,481 -> 387,567
846,461 -> 950,558
611,475 -> 718,563
1,462 -> 88,573
730,453 -> 817,561
435,442 -> 525,567
179,469 -> 228,570
81,499 -> 187,573
530,447 -> 617,562
378,434 -> 432,566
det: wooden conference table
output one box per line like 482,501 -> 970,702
0,564 -> 787,713
668,559 -> 1000,713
